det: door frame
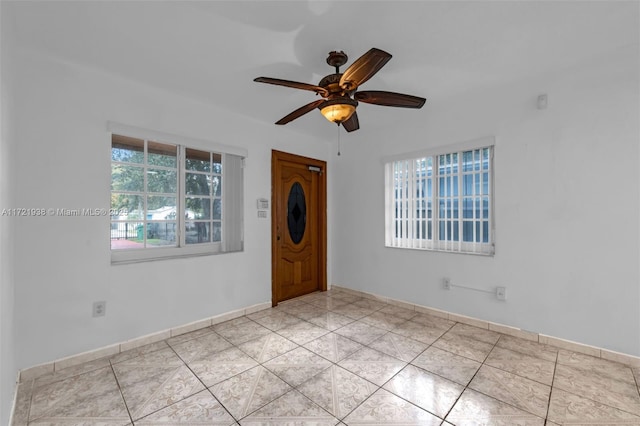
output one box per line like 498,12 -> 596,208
271,150 -> 327,306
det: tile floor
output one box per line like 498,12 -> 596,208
12,289 -> 640,425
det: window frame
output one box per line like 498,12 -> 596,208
384,137 -> 495,256
108,122 -> 246,264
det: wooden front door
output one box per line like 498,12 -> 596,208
272,150 -> 327,305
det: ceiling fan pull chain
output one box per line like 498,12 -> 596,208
337,123 -> 341,156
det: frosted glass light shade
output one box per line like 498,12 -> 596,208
320,102 -> 356,123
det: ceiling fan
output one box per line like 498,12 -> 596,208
254,48 -> 426,132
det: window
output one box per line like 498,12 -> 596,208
384,139 -> 494,255
109,123 -> 245,263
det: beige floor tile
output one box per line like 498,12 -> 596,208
383,364 -> 464,418
352,298 -> 388,311
368,332 -> 429,362
241,389 -> 339,425
29,366 -> 129,424
186,346 -> 258,387
446,388 -> 546,425
557,349 -> 636,385
209,365 -> 292,419
134,390 -> 235,425
433,332 -> 495,362
342,388 -> 442,425
34,356 -> 112,389
10,380 -> 33,426
276,320 -> 330,345
116,363 -> 204,421
359,311 -> 409,330
338,347 -> 406,386
469,365 -> 551,418
303,332 -> 364,363
334,320 -> 387,345
411,345 -> 481,386
378,304 -> 418,321
547,388 -> 640,425
245,306 -> 276,320
211,316 -> 251,332
485,345 -> 556,385
306,296 -> 351,310
553,363 -> 640,416
236,332 -> 298,363
248,310 -> 303,331
284,304 -> 330,320
169,331 -> 233,363
496,335 -> 558,363
408,312 -> 456,331
446,322 -> 501,345
392,320 -> 448,345
306,311 -> 356,331
111,341 -> 171,365
214,320 -> 272,346
165,327 -> 215,347
297,365 -> 378,419
327,293 -> 363,305
112,348 -> 203,421
330,303 -> 377,320
263,347 -> 332,387
117,346 -> 182,368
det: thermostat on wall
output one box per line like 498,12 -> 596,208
257,198 -> 269,209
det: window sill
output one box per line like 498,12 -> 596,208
111,242 -> 240,265
384,243 -> 495,256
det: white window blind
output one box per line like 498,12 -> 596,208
385,141 -> 494,255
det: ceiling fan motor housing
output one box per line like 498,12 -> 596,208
318,73 -> 353,98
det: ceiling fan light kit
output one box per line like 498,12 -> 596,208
254,48 -> 426,132
320,98 -> 357,123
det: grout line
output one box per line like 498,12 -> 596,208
544,350 -> 559,423
166,337 -> 242,424
109,361 -> 135,425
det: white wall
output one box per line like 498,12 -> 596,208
332,45 -> 640,356
0,3 -> 17,424
9,46 -> 332,371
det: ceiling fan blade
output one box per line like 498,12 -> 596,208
275,99 -> 326,125
254,77 -> 328,97
339,48 -> 392,90
341,112 -> 360,132
355,91 -> 426,108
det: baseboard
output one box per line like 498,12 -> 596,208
331,284 -> 640,368
17,301 -> 272,383
16,286 -> 640,382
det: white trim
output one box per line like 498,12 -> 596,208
381,135 -> 495,164
111,242 -> 224,265
17,301 -> 272,383
107,121 -> 248,158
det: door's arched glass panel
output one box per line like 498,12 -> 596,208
287,182 -> 306,244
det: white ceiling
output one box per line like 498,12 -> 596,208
6,1 -> 639,136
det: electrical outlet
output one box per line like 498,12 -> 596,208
496,287 -> 507,301
93,301 -> 106,317
443,278 -> 451,290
